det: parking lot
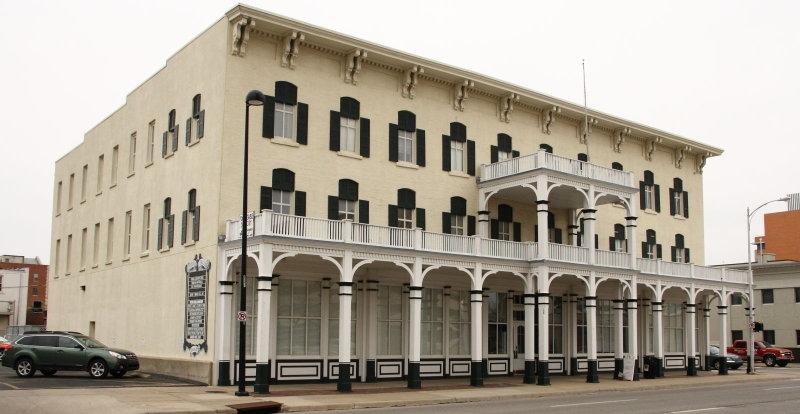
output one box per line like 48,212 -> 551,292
0,369 -> 204,391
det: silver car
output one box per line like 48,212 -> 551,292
710,345 -> 743,370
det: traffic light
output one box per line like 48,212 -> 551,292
754,322 -> 764,332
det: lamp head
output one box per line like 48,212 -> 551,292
246,90 -> 265,106
778,196 -> 790,202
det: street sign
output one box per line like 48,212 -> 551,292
237,311 -> 247,321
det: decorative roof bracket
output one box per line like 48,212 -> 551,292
231,16 -> 255,57
613,127 -> 630,153
281,31 -> 305,69
344,49 -> 368,85
453,79 -> 474,111
675,145 -> 691,169
499,93 -> 519,122
541,106 -> 561,134
580,117 -> 598,143
402,65 -> 424,99
644,136 -> 662,161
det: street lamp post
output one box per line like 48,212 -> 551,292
745,196 -> 789,375
236,90 -> 266,396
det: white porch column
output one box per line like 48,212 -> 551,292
536,265 -> 550,386
717,304 -> 729,375
585,294 -> 599,383
478,210 -> 490,239
470,288 -> 484,386
613,297 -> 625,378
253,274 -> 273,394
407,285 -> 423,389
652,300 -> 664,377
686,302 -> 698,376
568,294 -> 579,375
582,209 -> 597,264
627,292 -> 640,381
626,216 -> 638,268
365,280 -> 379,382
337,281 -> 354,392
216,280 -> 235,386
702,301 -> 711,370
537,201 -> 550,258
523,292 -> 537,383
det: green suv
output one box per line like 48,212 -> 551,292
1,331 -> 139,378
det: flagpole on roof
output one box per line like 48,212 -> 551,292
582,59 -> 590,161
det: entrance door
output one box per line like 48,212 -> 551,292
513,322 -> 525,372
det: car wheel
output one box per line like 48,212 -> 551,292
41,369 -> 58,376
777,361 -> 789,367
711,359 -> 720,370
14,358 -> 36,377
764,355 -> 776,367
88,359 -> 109,378
111,369 -> 127,378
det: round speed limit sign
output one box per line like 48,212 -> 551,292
237,311 -> 247,321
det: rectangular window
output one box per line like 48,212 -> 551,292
398,130 -> 414,163
450,215 -> 464,235
56,181 -> 62,215
66,234 -> 72,274
487,291 -> 508,355
731,330 -> 744,341
80,227 -> 87,270
68,173 -> 74,209
55,239 -> 61,277
447,289 -> 471,355
643,184 -> 654,210
498,221 -> 511,241
450,140 -> 465,172
398,208 -> 413,229
124,210 -> 132,258
276,279 -> 322,356
340,117 -> 358,152
672,191 -> 684,216
497,150 -> 511,162
421,288 -> 444,356
731,294 -> 743,306
81,165 -> 88,202
762,289 -> 774,304
128,132 -> 137,175
93,222 -> 100,266
663,303 -> 684,353
274,102 -> 295,139
378,285 -> 404,355
111,145 -> 119,187
142,204 -> 151,252
613,238 -> 627,253
146,121 -> 155,165
763,330 -> 776,345
796,330 -> 800,346
106,218 -> 114,263
272,190 -> 292,214
795,287 -> 800,303
32,287 -> 38,297
338,199 -> 356,221
644,243 -> 656,259
96,155 -> 104,194
549,296 -> 563,354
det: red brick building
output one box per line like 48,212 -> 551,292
760,205 -> 800,262
0,255 -> 48,326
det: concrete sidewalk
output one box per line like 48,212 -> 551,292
0,369 -> 783,414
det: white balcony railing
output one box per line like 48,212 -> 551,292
225,211 -> 748,286
479,150 -> 635,187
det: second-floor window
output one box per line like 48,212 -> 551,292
389,188 -> 425,230
157,197 -> 174,251
182,189 -> 201,245
259,168 -> 306,216
442,197 -> 475,236
328,179 -> 369,223
262,81 -> 308,144
162,109 -> 179,158
671,234 -> 691,263
442,122 -> 475,175
642,229 -> 662,259
389,110 -> 425,167
492,204 -> 521,242
330,97 -> 370,157
185,94 -> 205,145
761,289 -> 774,304
670,178 -> 690,218
610,223 -> 628,252
640,170 -> 661,212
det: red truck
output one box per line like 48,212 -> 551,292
727,340 -> 794,367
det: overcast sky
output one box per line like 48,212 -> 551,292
1,0 -> 797,266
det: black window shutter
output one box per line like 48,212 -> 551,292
685,248 -> 690,263
262,96 -> 275,138
329,111 -> 340,151
398,111 -> 415,131
172,124 -> 179,152
683,192 -> 689,218
185,118 -> 192,145
491,146 -> 498,163
656,244 -> 663,259
594,234 -> 598,249
467,140 -> 476,176
340,97 -> 359,119
467,215 -> 476,236
442,136 -> 451,171
167,214 -> 175,248
295,191 -> 306,216
512,150 -> 520,158
275,81 -> 297,104
157,218 -> 164,250
671,246 -> 677,262
192,206 -> 200,242
260,186 -> 272,211
297,103 -> 308,145
416,208 -> 426,230
328,196 -> 339,220
654,184 -> 661,212
359,118 -> 370,157
181,210 -> 188,245
669,188 -> 676,215
555,229 -> 563,244
513,222 -> 522,242
491,219 -> 499,239
197,110 -> 205,139
442,212 -> 452,234
389,124 -> 398,162
417,129 -> 426,166
534,225 -> 539,243
358,200 -> 369,224
641,242 -> 647,258
639,182 -> 646,209
609,237 -> 615,250
388,205 -> 398,227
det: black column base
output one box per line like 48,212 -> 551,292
706,354 -> 714,371
655,357 -> 664,377
337,363 -> 352,392
253,362 -> 271,394
217,360 -> 231,386
470,361 -> 483,386
633,358 -> 640,381
482,358 -> 489,377
614,358 -> 624,379
569,357 -> 579,375
407,362 -> 422,389
586,359 -> 599,383
686,357 -> 697,376
718,357 -> 729,375
366,360 -> 377,383
537,360 -> 550,386
523,360 -> 536,384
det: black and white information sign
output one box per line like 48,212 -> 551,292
184,254 -> 210,355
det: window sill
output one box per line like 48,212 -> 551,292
79,267 -> 86,272
91,264 -> 99,269
109,183 -> 117,189
643,209 -> 658,215
448,170 -> 470,179
127,172 -> 135,179
396,161 -> 419,170
337,151 -> 363,160
183,241 -> 196,247
672,214 -> 687,220
80,199 -> 86,205
272,137 -> 300,147
140,251 -> 150,258
122,257 -> 130,262
105,261 -> 113,266
187,138 -> 200,147
96,191 -> 103,196
145,161 -> 154,168
65,272 -> 71,276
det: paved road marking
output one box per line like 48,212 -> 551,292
762,385 -> 800,390
671,408 -> 722,413
551,399 -> 636,408
0,382 -> 21,390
